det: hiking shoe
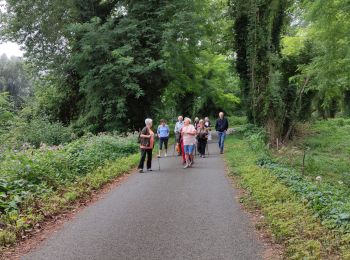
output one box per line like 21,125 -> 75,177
138,169 -> 143,173
147,168 -> 153,171
157,155 -> 161,158
183,164 -> 189,169
164,153 -> 167,157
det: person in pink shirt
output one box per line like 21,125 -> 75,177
182,117 -> 197,169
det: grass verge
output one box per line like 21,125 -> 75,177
225,135 -> 350,259
0,153 -> 139,253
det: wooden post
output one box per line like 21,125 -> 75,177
302,149 -> 306,175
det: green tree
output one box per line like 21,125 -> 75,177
66,1 -> 169,132
0,54 -> 32,108
301,0 -> 350,117
162,0 -> 239,118
1,0 -> 241,132
2,1 -> 169,132
230,0 -> 293,143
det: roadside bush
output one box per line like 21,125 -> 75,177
0,134 -> 138,214
7,118 -> 74,148
0,133 -> 139,250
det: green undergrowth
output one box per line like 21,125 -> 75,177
276,118 -> 350,187
0,134 -> 139,252
225,134 -> 350,259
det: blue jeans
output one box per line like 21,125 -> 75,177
217,131 -> 226,153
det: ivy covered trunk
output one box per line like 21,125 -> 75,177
230,0 -> 292,145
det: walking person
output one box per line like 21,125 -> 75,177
204,117 -> 211,129
138,118 -> 155,173
204,116 -> 212,141
194,117 -> 200,130
182,117 -> 197,168
180,127 -> 186,164
157,119 -> 170,157
174,116 -> 184,156
197,119 -> 208,158
215,112 -> 229,154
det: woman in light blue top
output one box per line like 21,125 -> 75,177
157,119 -> 170,157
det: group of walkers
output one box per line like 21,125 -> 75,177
137,112 -> 229,172
175,116 -> 211,168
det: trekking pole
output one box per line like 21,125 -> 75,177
157,156 -> 161,171
173,135 -> 176,156
156,137 -> 161,171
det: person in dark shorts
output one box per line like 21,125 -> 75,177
157,119 -> 170,157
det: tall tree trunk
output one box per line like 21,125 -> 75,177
231,0 -> 291,145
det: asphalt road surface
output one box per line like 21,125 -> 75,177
23,140 -> 262,260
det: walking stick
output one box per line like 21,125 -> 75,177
157,156 -> 161,171
155,137 -> 161,171
173,135 -> 176,156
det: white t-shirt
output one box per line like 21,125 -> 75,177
182,124 -> 196,145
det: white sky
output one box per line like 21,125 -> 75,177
0,1 -> 23,57
0,42 -> 23,57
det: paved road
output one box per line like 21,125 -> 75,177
23,141 -> 262,260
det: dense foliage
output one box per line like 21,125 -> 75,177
162,0 -> 240,118
225,134 -> 350,259
226,119 -> 350,258
0,92 -> 14,136
299,0 -> 350,117
230,0 -> 292,142
230,0 -> 350,143
0,134 -> 138,212
0,0 -> 349,256
0,134 -> 138,247
0,0 -> 239,133
0,0 -> 349,137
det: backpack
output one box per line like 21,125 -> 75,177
137,132 -> 141,143
138,127 -> 150,146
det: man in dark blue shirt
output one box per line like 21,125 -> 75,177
215,112 -> 229,154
